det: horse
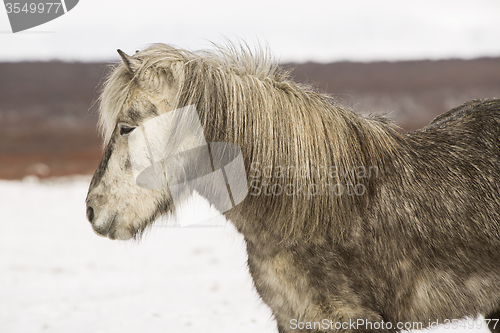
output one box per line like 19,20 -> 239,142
86,43 -> 500,333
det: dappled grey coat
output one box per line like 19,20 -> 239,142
86,44 -> 500,333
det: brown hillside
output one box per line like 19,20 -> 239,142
286,58 -> 500,130
0,58 -> 499,179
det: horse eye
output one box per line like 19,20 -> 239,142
119,125 -> 136,136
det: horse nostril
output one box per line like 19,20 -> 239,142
86,206 -> 95,223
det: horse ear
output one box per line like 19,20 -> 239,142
117,49 -> 140,75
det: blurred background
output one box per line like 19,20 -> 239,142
1,0 -> 499,179
1,1 -> 499,332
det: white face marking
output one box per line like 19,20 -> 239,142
87,94 -> 249,238
86,92 -> 174,240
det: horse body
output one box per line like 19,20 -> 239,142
231,100 -> 500,332
86,43 -> 500,332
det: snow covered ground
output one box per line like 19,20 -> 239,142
0,177 -> 493,333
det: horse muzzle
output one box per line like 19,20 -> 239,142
86,202 -> 130,240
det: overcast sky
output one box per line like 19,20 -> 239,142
1,0 -> 500,63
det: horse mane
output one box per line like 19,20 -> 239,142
99,43 -> 403,242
